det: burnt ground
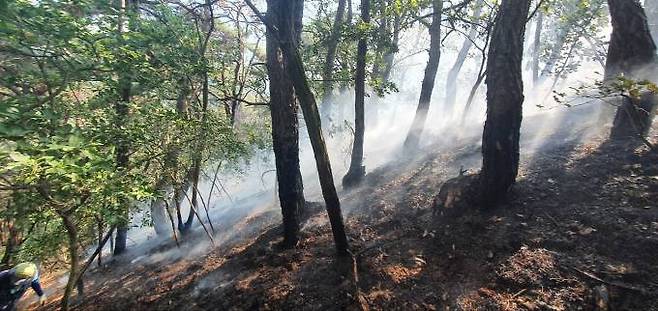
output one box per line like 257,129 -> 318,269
31,126 -> 658,311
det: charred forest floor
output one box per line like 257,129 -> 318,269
33,124 -> 658,311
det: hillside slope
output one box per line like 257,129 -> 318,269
35,125 -> 658,311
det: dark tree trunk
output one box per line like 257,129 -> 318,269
532,10 -> 543,84
607,0 -> 657,139
445,0 -> 483,109
320,0 -> 347,121
247,0 -> 350,256
113,0 -> 138,256
113,74 -> 130,255
266,0 -> 306,247
342,0 -> 370,188
480,0 -> 531,207
403,0 -> 443,150
284,48 -> 350,256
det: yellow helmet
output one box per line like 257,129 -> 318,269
12,262 -> 37,280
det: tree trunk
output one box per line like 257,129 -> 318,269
347,0 -> 353,24
0,221 -> 19,270
368,1 -> 400,127
280,32 -> 350,257
247,0 -> 349,256
532,10 -> 543,84
607,0 -> 657,139
342,0 -> 370,188
113,0 -> 137,256
61,214 -> 79,311
445,0 -> 483,109
113,72 -> 131,255
382,14 -> 400,83
480,0 -> 531,207
284,49 -> 350,255
151,81 -> 188,236
320,0 -> 347,121
266,0 -> 306,247
403,0 -> 443,150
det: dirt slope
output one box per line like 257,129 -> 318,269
34,127 -> 658,311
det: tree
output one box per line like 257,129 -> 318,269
266,0 -> 306,247
403,0 -> 443,150
342,0 -> 370,188
537,0 -> 607,82
480,0 -> 531,207
1,1 -> 261,307
246,0 -> 350,255
113,0 -> 136,256
445,0 -> 484,109
320,0 -> 348,122
606,0 -> 657,139
532,9 -> 543,84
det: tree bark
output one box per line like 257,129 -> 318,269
0,221 -> 19,270
607,0 -> 657,139
445,0 -> 483,109
247,0 -> 350,256
320,0 -> 347,121
266,0 -> 306,247
284,48 -> 350,255
113,61 -> 131,255
113,0 -> 138,255
403,0 -> 443,150
532,10 -> 543,84
342,0 -> 370,188
480,0 -> 531,207
61,213 -> 79,311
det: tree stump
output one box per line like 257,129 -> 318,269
432,173 -> 480,217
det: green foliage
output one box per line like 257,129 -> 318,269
552,76 -> 658,111
538,0 -> 608,77
0,0 -> 269,268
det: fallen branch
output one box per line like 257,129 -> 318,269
511,288 -> 526,298
347,250 -> 369,311
573,267 -> 651,295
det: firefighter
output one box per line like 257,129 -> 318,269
0,263 -> 46,310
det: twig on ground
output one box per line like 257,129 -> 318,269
573,267 -> 651,294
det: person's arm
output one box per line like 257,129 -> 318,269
31,275 -> 47,306
30,277 -> 43,297
30,280 -> 43,297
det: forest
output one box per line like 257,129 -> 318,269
0,0 -> 657,309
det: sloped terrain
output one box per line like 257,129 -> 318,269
34,125 -> 658,311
